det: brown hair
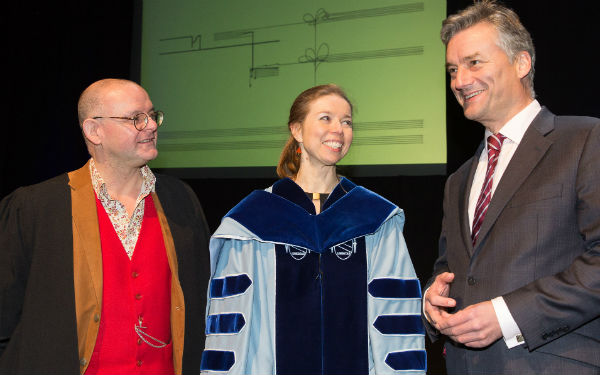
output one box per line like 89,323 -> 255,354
441,0 -> 536,97
276,84 -> 353,179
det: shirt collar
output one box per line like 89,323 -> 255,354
485,99 -> 542,145
89,158 -> 156,200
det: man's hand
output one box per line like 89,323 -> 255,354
437,300 -> 502,348
424,272 -> 456,328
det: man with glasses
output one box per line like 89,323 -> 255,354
0,78 -> 210,374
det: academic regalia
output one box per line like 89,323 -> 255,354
201,178 -> 426,375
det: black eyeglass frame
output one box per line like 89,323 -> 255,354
92,110 -> 164,131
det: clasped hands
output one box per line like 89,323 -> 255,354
424,272 -> 502,348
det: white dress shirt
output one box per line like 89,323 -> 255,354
468,99 -> 542,348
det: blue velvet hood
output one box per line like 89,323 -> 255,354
223,177 -> 398,253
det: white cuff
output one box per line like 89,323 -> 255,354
491,296 -> 525,348
423,286 -> 432,323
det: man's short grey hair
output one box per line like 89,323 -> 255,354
441,0 -> 535,98
77,78 -> 138,127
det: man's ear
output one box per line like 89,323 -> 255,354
290,122 -> 303,143
515,51 -> 532,79
82,119 -> 102,145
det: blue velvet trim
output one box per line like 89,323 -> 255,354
271,176 -> 317,214
368,278 -> 422,299
275,237 -> 369,374
373,315 -> 425,335
225,178 -> 397,253
209,274 -> 252,298
385,350 -> 426,371
322,177 -> 353,211
274,243 -> 322,374
206,313 -> 246,335
200,350 -> 235,372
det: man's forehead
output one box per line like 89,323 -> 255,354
450,22 -> 495,43
446,26 -> 503,61
102,84 -> 151,111
102,81 -> 144,97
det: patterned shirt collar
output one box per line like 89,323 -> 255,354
89,158 -> 156,201
88,158 -> 157,259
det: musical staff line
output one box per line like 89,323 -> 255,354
159,119 -> 423,140
157,2 -> 425,84
159,36 -> 279,56
159,134 -> 423,152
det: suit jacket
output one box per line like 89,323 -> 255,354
0,162 -> 210,374
427,108 -> 600,374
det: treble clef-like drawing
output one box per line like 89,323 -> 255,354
302,8 -> 330,25
298,43 -> 330,64
301,8 -> 331,84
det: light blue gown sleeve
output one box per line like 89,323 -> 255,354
366,209 -> 426,375
202,218 -> 278,374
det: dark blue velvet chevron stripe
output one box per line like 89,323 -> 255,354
368,278 -> 422,298
206,313 -> 246,335
225,178 -> 397,253
373,315 -> 425,335
385,350 -> 427,371
200,350 -> 235,372
209,274 -> 252,298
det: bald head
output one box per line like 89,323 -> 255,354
77,78 -> 145,128
78,78 -> 157,161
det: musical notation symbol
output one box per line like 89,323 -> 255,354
302,8 -> 329,25
298,43 -> 329,64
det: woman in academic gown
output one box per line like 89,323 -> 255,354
200,84 -> 426,375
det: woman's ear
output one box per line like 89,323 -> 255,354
290,122 -> 303,143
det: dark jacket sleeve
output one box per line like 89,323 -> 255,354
0,174 -> 80,374
422,174 -> 452,341
0,189 -> 29,357
155,175 -> 211,375
503,119 -> 600,352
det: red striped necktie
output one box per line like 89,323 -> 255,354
471,133 -> 506,245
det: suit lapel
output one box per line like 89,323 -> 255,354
461,143 -> 484,256
473,108 -> 555,254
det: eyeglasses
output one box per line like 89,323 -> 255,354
92,110 -> 164,131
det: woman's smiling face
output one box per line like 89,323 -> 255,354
291,94 -> 353,168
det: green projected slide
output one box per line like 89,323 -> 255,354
141,0 -> 446,176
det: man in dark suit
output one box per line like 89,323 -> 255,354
424,1 -> 600,374
0,79 -> 210,374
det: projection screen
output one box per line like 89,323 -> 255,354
140,0 -> 447,177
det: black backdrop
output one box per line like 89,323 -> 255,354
4,1 -> 600,374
